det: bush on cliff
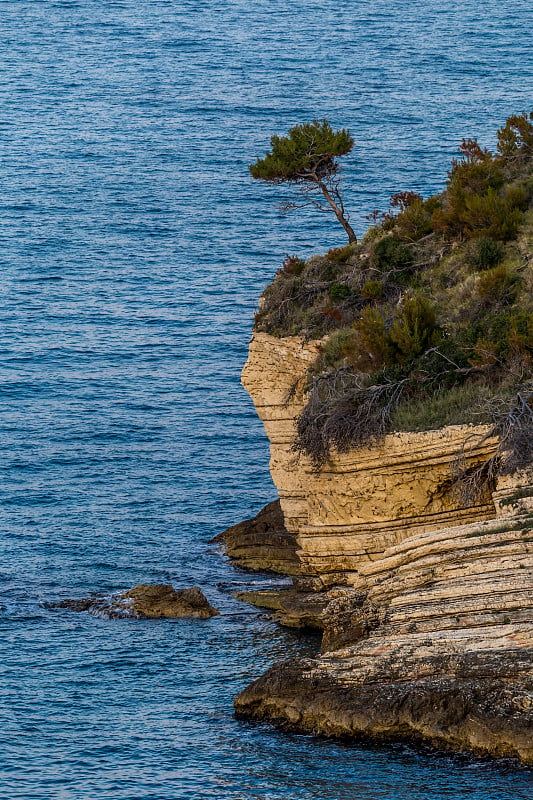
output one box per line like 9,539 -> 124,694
253,112 -> 533,474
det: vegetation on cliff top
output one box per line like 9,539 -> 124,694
253,112 -> 533,479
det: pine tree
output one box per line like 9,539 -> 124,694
250,119 -> 357,243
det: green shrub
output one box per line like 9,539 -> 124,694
326,242 -> 357,262
360,226 -> 383,245
497,112 -> 533,161
429,143 -> 529,240
464,189 -> 525,240
353,306 -> 394,371
281,254 -> 306,275
476,310 -> 512,352
329,283 -> 352,302
351,296 -> 442,371
474,310 -> 533,362
361,279 -> 384,299
372,235 -> 413,273
505,183 -> 529,210
389,295 -> 441,361
434,184 -> 525,241
477,265 -> 519,304
391,195 -> 441,241
465,237 -> 504,270
304,257 -> 341,282
318,328 -> 358,368
448,157 -> 504,196
507,311 -> 533,356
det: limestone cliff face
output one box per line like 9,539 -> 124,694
242,332 -> 499,586
235,331 -> 533,765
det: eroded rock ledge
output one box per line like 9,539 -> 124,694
235,512 -> 533,763
230,332 -> 533,765
214,500 -> 300,576
235,657 -> 533,765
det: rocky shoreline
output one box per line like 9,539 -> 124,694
218,332 -> 533,766
234,656 -> 533,764
222,502 -> 533,765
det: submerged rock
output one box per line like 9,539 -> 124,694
52,584 -> 219,620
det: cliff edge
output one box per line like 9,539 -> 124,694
228,113 -> 533,764
230,331 -> 533,765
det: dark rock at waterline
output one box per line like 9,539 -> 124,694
235,587 -> 328,631
121,584 -> 220,619
54,597 -> 96,612
213,500 -> 301,576
234,654 -> 533,765
51,584 -> 219,619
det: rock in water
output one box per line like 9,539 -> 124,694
120,584 -> 219,619
51,584 -> 219,619
234,657 -> 533,765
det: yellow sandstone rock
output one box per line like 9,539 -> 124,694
235,331 -> 533,765
242,332 -> 500,583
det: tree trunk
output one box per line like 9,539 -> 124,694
317,180 -> 357,243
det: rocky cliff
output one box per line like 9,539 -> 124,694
228,331 -> 533,765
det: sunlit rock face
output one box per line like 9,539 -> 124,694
241,332 -> 500,586
235,331 -> 533,765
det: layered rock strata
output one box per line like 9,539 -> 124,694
214,500 -> 300,576
236,512 -> 533,763
235,588 -> 327,631
233,332 -> 533,765
241,333 -> 499,587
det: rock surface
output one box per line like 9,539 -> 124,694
235,513 -> 533,763
235,588 -> 327,631
53,584 -> 219,619
235,658 -> 533,765
241,332 -> 499,586
214,500 -> 301,575
233,331 -> 533,765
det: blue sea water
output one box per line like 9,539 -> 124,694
0,1 -> 532,798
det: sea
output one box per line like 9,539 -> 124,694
0,1 -> 532,798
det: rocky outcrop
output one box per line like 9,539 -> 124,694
213,500 -> 300,575
236,512 -> 533,763
52,584 -> 219,619
233,331 -> 533,765
235,588 -> 328,631
235,658 -> 533,765
241,333 -> 499,587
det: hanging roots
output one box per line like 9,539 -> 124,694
450,388 -> 533,505
293,369 -> 407,469
494,390 -> 533,474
